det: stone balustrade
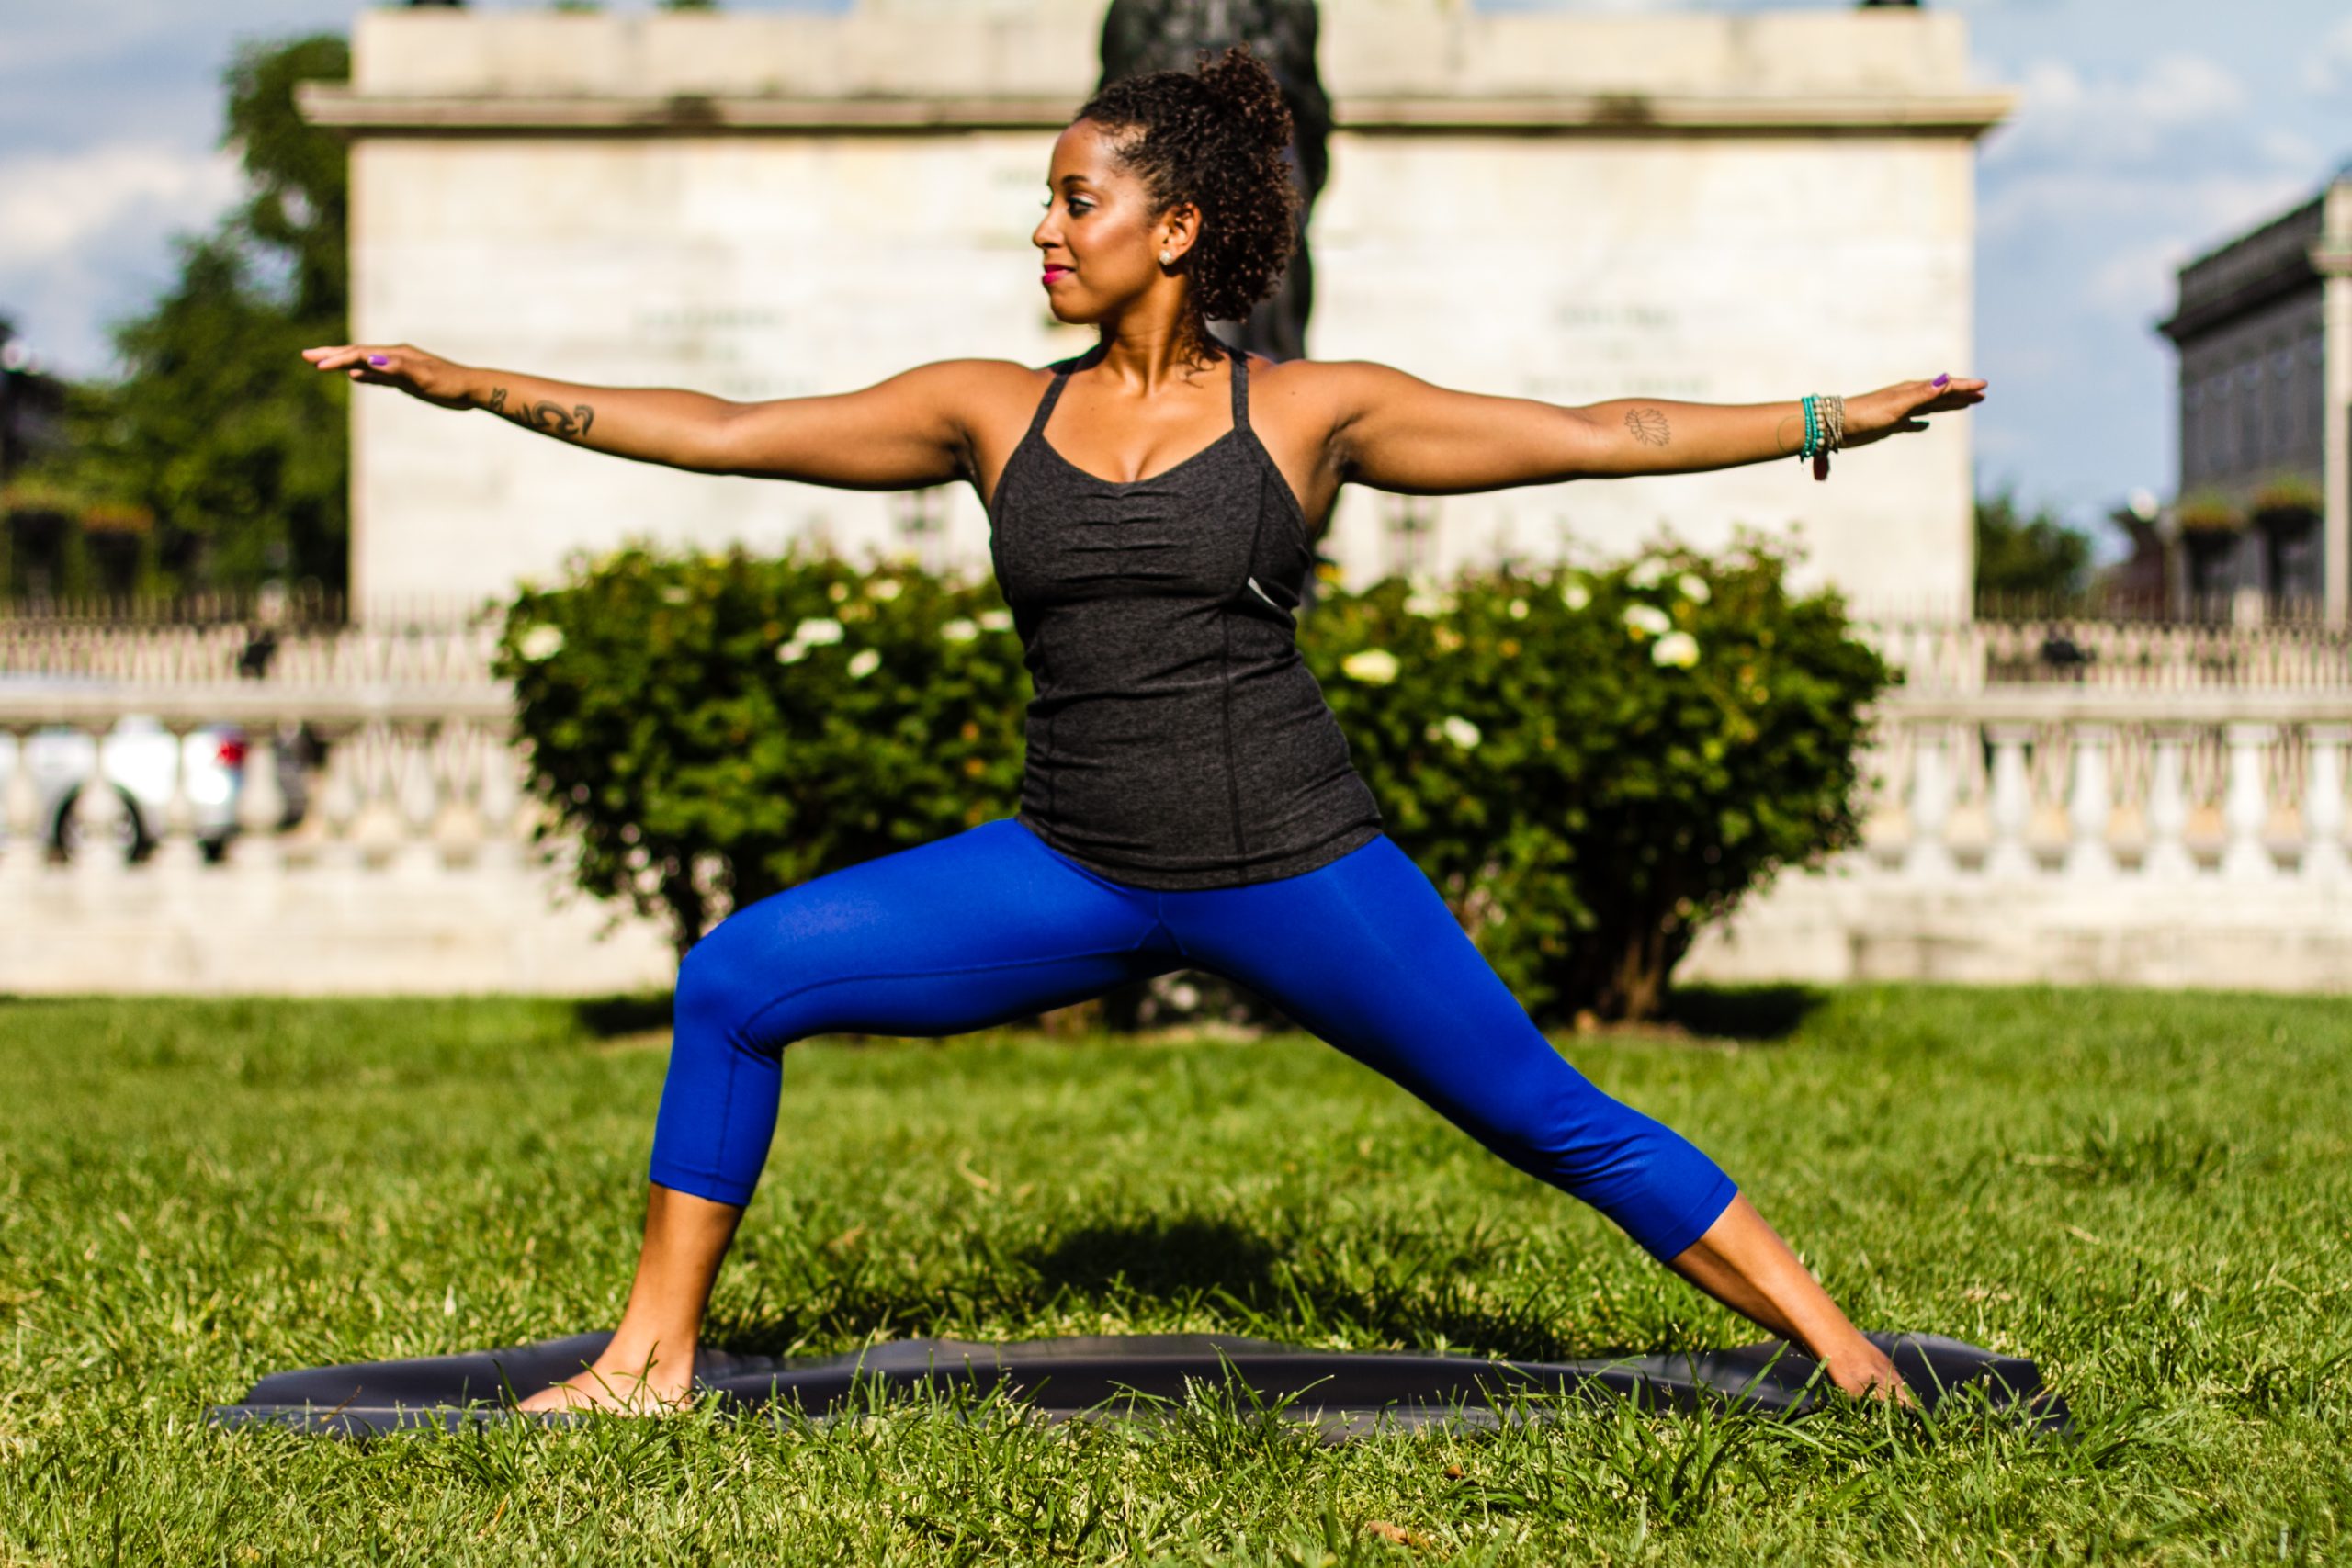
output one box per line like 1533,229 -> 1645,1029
1850,695 -> 2352,881
0,613 -> 675,995
1681,682 -> 2352,993
7,611 -> 2352,995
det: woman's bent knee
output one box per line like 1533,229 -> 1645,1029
673,915 -> 798,1062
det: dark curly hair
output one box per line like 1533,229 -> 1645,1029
1075,45 -> 1298,329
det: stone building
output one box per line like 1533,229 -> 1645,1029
2158,166 -> 2352,619
301,0 -> 2008,616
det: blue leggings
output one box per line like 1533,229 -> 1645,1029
651,818 -> 1737,1261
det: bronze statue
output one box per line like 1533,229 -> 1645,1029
1099,0 -> 1328,362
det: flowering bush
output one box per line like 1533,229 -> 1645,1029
501,532 -> 1889,1021
495,546 -> 1027,957
1303,533 -> 1891,1021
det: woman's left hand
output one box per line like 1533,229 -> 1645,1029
1841,376 -> 1989,449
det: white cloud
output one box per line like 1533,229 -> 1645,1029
0,142 -> 240,272
1986,54 -> 2248,169
0,142 -> 243,374
2307,15 -> 2352,93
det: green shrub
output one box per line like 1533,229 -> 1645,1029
495,546 -> 1028,958
499,533 -> 1890,1020
1302,533 -> 1892,1021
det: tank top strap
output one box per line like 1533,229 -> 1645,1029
1227,347 -> 1251,434
1023,359 -> 1080,442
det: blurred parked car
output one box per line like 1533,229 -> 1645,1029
0,678 -> 251,863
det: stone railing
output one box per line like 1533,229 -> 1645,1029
0,611 -> 673,994
9,611 -> 2352,993
0,615 -> 515,882
1861,616 -> 2352,694
1852,694 -> 2352,882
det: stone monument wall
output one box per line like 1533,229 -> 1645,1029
306,0 -> 2007,615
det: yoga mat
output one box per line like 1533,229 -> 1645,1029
208,1330 -> 2068,1439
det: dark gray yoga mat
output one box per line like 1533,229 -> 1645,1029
208,1330 -> 2069,1439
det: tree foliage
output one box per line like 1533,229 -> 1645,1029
1975,488 -> 2094,612
1306,536 -> 1892,1021
18,35 -> 352,596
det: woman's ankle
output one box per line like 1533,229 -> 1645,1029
597,1325 -> 698,1383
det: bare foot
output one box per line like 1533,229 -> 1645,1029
515,1343 -> 696,1415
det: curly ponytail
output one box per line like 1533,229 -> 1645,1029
1076,45 -> 1299,327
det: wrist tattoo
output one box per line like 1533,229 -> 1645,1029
1624,407 -> 1671,447
486,386 -> 596,441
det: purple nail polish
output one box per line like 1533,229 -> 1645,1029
368,355 -> 390,367
1932,373 -> 1951,389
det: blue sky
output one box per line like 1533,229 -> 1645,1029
2,1 -> 2346,544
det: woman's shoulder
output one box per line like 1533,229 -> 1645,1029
1239,354 -> 1411,419
878,357 -> 1064,423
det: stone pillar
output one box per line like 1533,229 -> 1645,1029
1904,721 -> 1953,879
2,724 -> 45,882
2316,177 -> 2351,624
2063,724 -> 2117,878
71,725 -> 130,878
1983,721 -> 2035,878
150,722 -> 206,874
2302,723 -> 2351,881
2142,725 -> 2198,880
2220,720 -> 2277,881
233,724 -> 287,872
392,720 -> 447,875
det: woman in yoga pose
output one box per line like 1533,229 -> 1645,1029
306,47 -> 1984,1415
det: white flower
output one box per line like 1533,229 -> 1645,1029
516,624 -> 565,661
1677,573 -> 1711,604
1622,603 -> 1672,638
941,617 -> 979,643
1652,630 -> 1701,669
1436,715 -> 1482,750
846,648 -> 882,680
775,640 -> 808,664
1560,581 -> 1592,612
659,585 -> 692,605
792,617 -> 844,646
978,608 -> 1013,632
1507,598 -> 1529,620
867,578 -> 903,602
1341,648 -> 1401,685
1403,592 -> 1447,618
1626,556 -> 1671,590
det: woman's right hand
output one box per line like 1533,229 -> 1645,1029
301,343 -> 478,411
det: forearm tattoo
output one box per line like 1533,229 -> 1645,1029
486,386 -> 596,441
1624,407 -> 1671,447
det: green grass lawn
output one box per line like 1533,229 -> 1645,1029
2,985 -> 2347,1564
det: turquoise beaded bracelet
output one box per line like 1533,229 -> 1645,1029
1800,395 -> 1821,461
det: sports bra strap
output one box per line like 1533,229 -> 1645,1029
1228,346 -> 1250,433
1023,360 -> 1080,441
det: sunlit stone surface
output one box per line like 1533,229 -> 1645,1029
310,0 -> 2007,616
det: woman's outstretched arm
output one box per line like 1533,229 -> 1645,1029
300,343 -> 1018,490
1314,360 -> 1987,494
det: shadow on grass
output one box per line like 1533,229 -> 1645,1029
1664,983 -> 1826,1043
572,993 -> 676,1038
710,1213 -> 1604,1363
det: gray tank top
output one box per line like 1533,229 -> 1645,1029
989,347 -> 1385,889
